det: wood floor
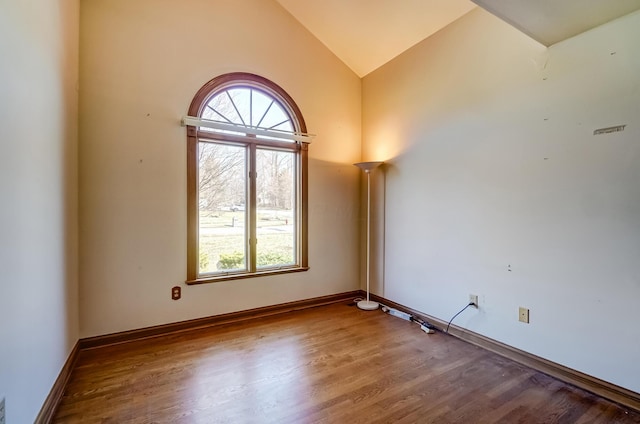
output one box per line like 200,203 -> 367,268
54,302 -> 640,423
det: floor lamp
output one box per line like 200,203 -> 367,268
354,161 -> 383,311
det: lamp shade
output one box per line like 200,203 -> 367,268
354,161 -> 383,173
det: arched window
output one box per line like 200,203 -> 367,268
185,73 -> 309,284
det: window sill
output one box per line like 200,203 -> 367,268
185,266 -> 310,285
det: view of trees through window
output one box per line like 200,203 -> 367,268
197,86 -> 297,275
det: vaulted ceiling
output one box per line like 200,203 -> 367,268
472,0 -> 640,47
275,0 -> 640,77
274,0 -> 475,77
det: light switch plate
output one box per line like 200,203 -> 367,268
519,307 -> 530,323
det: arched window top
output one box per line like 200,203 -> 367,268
187,73 -> 308,143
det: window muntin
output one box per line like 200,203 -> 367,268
201,87 -> 295,142
186,73 -> 308,284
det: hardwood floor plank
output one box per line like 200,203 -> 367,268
54,303 -> 640,423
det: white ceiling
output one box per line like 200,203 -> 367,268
472,0 -> 640,46
276,0 -> 640,77
275,0 -> 476,77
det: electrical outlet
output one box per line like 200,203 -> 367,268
171,286 -> 181,300
0,396 -> 6,424
519,307 -> 530,323
469,294 -> 479,308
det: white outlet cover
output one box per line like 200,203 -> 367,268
469,294 -> 479,307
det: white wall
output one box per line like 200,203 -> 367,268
0,0 -> 80,422
79,0 -> 362,337
363,9 -> 640,392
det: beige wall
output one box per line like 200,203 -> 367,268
0,0 -> 80,422
363,8 -> 640,392
79,0 -> 362,337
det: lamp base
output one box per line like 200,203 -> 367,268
357,300 -> 379,311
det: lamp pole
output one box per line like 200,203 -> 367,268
354,161 -> 383,310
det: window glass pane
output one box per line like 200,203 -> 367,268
256,149 -> 296,269
273,121 -> 293,132
227,88 -> 250,125
203,93 -> 235,123
198,142 -> 247,275
260,102 -> 290,129
252,90 -> 274,128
